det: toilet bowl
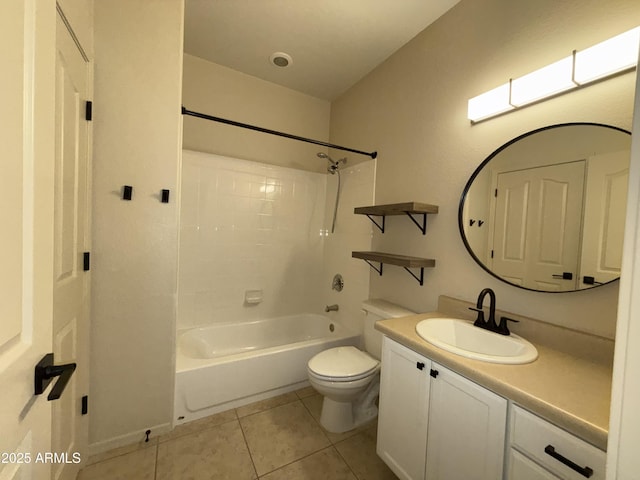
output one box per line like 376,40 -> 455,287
307,300 -> 414,433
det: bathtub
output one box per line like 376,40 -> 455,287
174,313 -> 359,424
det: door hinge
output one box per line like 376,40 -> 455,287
430,369 -> 439,378
81,395 -> 89,415
83,252 -> 90,271
85,101 -> 93,121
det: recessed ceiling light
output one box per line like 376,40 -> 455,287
269,52 -> 293,68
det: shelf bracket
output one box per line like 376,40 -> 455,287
403,267 -> 425,286
365,214 -> 385,233
405,212 -> 427,235
363,259 -> 383,276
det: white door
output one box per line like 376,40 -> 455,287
425,363 -> 507,480
377,337 -> 431,480
607,46 -> 640,479
578,151 -> 629,288
492,161 -> 585,291
0,1 -> 56,479
52,11 -> 92,480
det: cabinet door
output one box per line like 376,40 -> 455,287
377,337 -> 431,480
509,449 -> 562,480
425,363 -> 507,480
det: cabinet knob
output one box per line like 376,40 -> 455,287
430,369 -> 439,378
416,362 -> 425,370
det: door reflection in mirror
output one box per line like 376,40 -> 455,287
459,123 -> 631,292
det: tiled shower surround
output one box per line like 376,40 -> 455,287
178,150 -> 375,330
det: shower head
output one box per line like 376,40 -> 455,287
316,152 -> 347,174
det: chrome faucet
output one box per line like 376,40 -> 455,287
325,304 -> 339,312
469,288 -> 519,335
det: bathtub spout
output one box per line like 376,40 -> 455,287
325,304 -> 339,312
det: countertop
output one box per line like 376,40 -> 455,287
375,309 -> 613,451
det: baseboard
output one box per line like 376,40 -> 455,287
87,422 -> 173,457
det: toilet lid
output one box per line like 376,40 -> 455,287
308,346 -> 379,379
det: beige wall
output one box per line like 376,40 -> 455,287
90,0 -> 184,451
331,0 -> 640,339
183,54 -> 331,173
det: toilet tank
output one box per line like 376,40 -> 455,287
362,299 -> 415,360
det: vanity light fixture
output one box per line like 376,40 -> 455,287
468,26 -> 640,123
510,56 -> 575,106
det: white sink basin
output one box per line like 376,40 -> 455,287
415,317 -> 538,364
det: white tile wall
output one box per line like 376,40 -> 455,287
178,150 -> 329,328
320,160 -> 376,335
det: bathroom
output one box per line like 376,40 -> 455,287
2,0 -> 640,479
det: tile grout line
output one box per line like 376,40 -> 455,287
298,395 -> 332,445
244,397 -> 333,478
298,395 -> 382,480
236,396 -> 300,421
257,445 -> 340,479
298,394 -> 368,447
333,444 -> 361,480
236,412 -> 260,479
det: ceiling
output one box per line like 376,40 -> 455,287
184,0 -> 461,101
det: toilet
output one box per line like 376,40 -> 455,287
307,299 -> 415,433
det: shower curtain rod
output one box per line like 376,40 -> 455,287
181,107 -> 378,159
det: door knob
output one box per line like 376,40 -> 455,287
34,353 -> 76,401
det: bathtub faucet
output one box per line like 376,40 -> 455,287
325,304 -> 339,312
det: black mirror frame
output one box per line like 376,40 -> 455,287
458,122 -> 631,293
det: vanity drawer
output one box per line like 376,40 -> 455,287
509,448 -> 561,480
510,406 -> 605,480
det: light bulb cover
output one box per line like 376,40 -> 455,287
468,83 -> 513,122
574,27 -> 640,85
510,56 -> 575,107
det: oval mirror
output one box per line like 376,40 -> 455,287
459,123 -> 631,292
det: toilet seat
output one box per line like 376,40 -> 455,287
308,346 -> 379,382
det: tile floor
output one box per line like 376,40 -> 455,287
78,386 -> 398,480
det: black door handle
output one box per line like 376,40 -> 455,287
552,272 -> 573,280
583,276 -> 604,285
34,353 -> 77,401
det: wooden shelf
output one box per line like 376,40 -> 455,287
352,251 -> 435,285
354,202 -> 438,234
352,251 -> 436,268
354,202 -> 439,216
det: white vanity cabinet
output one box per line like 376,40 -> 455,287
507,406 -> 606,480
377,337 -> 507,480
377,337 -> 431,480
